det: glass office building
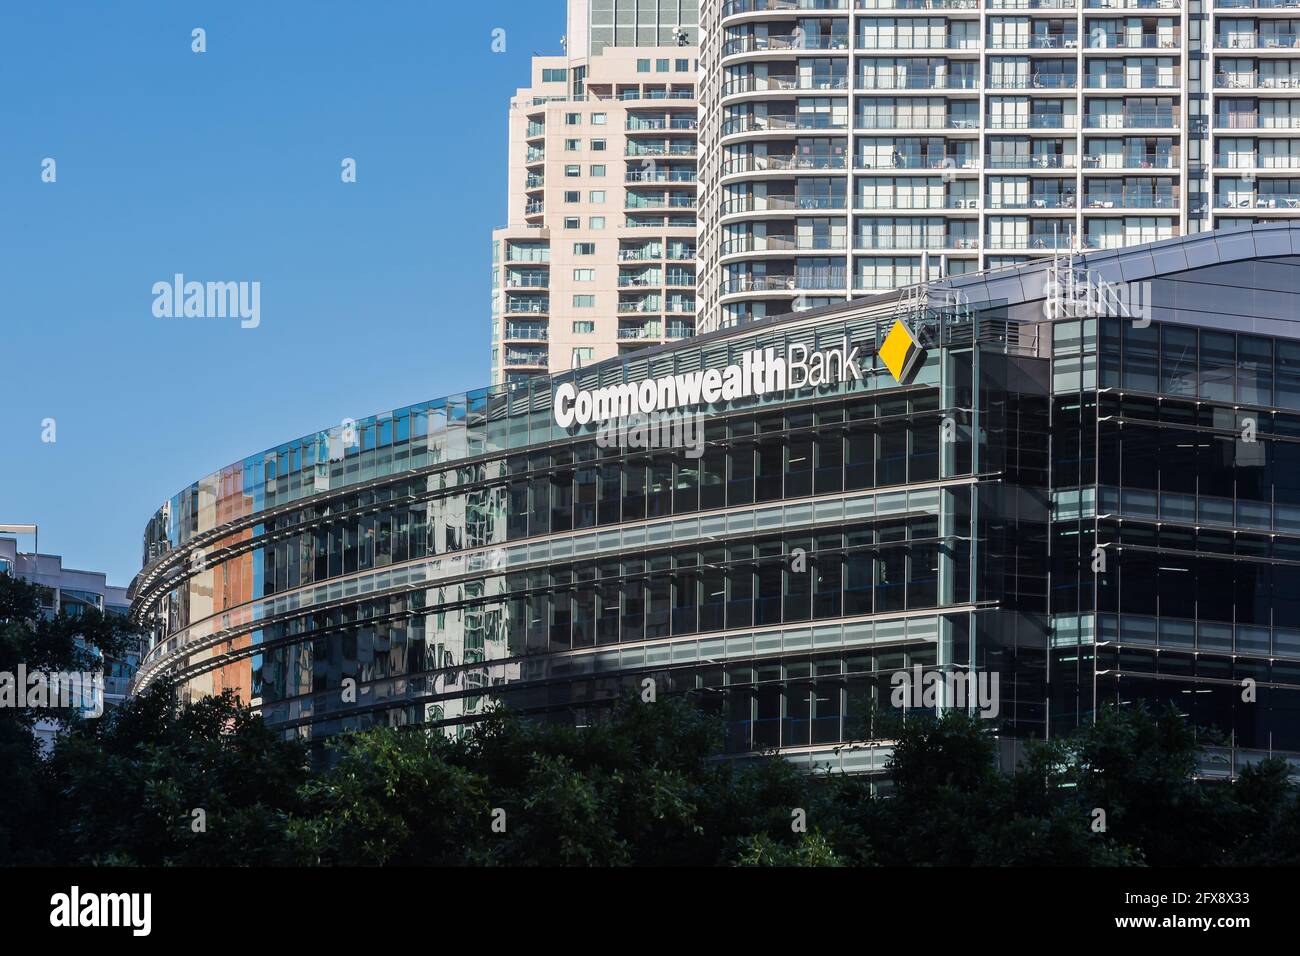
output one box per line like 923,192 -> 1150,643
132,224 -> 1300,772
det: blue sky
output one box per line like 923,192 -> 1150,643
0,0 -> 562,586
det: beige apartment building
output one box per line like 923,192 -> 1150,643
491,1 -> 701,385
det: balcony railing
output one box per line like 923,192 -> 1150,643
855,235 -> 978,250
1084,74 -> 1180,89
505,274 -> 549,288
504,300 -> 549,314
987,196 -> 1078,208
987,117 -> 1071,130
1217,34 -> 1300,49
1085,111 -> 1177,128
858,197 -> 980,210
503,326 -> 549,341
724,0 -> 849,14
721,155 -> 848,174
626,143 -> 698,157
856,75 -> 979,90
619,274 -> 663,287
985,235 -> 1077,250
1088,34 -> 1181,49
1083,153 -> 1180,168
986,154 -> 1076,168
722,76 -> 850,95
1216,0 -> 1300,7
1216,195 -> 1300,208
987,36 -> 1080,49
722,272 -> 847,294
990,0 -> 1076,7
1216,114 -> 1300,129
1215,74 -> 1300,89
855,116 -> 981,130
721,196 -> 848,214
1086,0 -> 1179,7
626,118 -> 699,131
505,350 -> 547,366
723,116 -> 850,135
618,299 -> 663,313
626,170 -> 698,182
619,247 -> 663,261
860,0 -> 979,8
722,35 -> 851,55
721,235 -> 849,253
855,155 -> 979,170
986,74 -> 1078,89
1083,193 -> 1179,208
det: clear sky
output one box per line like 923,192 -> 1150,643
0,0 -> 563,587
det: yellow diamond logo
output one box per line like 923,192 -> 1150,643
880,319 -> 921,383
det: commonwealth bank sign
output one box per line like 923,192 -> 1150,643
554,337 -> 867,429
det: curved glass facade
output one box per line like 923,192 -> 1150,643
132,223 -> 1300,769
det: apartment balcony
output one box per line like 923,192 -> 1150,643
986,154 -> 1078,169
665,298 -> 697,313
524,201 -> 545,215
626,117 -> 699,132
854,234 -> 979,251
857,198 -> 981,211
985,74 -> 1079,90
722,75 -> 851,96
723,0 -> 849,14
1216,114 -> 1300,130
1083,153 -> 1181,169
987,195 -> 1078,209
722,35 -> 852,57
616,88 -> 697,102
525,149 -> 545,164
624,216 -> 698,228
854,154 -> 979,170
1214,194 -> 1300,209
720,196 -> 849,215
854,116 -> 982,132
857,38 -> 979,53
721,235 -> 849,255
618,323 -> 663,340
986,117 -> 1076,130
721,270 -> 847,295
722,116 -> 850,136
626,196 -> 698,212
503,325 -> 549,342
1086,33 -> 1182,50
1086,0 -> 1179,8
504,348 -> 548,367
992,0 -> 1078,8
625,170 -> 698,183
667,247 -> 697,261
666,323 -> 696,339
619,245 -> 664,261
721,155 -> 849,175
859,0 -> 979,9
1216,33 -> 1300,50
1216,0 -> 1300,8
618,297 -> 663,314
985,235 -> 1078,251
504,272 -> 549,289
854,75 -> 980,91
1084,110 -> 1178,129
665,271 -> 697,287
987,36 -> 1081,50
525,174 -> 545,189
1083,192 -> 1180,209
619,272 -> 663,287
1214,73 -> 1300,89
626,143 -> 698,158
504,299 -> 549,315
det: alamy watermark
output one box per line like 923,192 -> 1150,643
152,274 -> 260,329
0,664 -> 104,718
596,410 -> 704,459
890,665 -> 1000,719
